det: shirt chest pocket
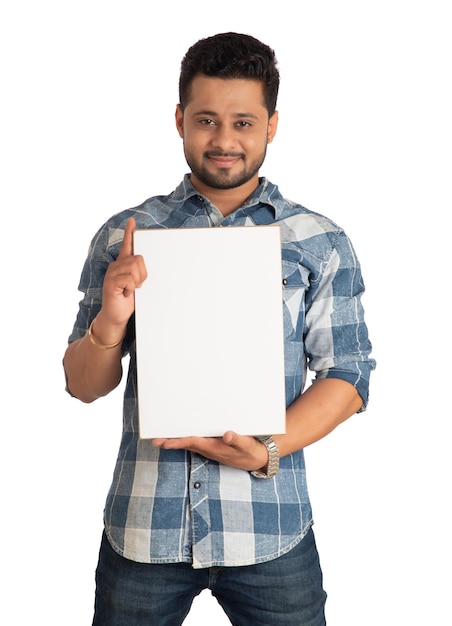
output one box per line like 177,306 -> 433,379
281,260 -> 310,340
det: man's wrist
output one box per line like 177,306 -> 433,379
251,436 -> 280,479
87,317 -> 126,350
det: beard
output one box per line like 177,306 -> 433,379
183,146 -> 267,190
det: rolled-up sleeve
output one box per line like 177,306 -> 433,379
305,230 -> 376,409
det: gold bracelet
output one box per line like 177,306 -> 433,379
88,319 -> 124,350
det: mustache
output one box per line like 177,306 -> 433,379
204,150 -> 245,158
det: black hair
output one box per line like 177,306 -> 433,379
179,32 -> 280,115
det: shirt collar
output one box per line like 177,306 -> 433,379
171,174 -> 285,220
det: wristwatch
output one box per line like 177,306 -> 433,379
251,436 -> 280,479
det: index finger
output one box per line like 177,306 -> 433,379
117,217 -> 136,259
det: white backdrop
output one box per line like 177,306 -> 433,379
1,1 -> 450,624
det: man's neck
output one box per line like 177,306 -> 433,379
189,175 -> 259,217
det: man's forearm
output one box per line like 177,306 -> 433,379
63,315 -> 125,403
276,378 -> 363,457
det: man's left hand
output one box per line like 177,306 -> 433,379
152,431 -> 268,473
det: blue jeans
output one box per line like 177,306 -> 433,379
92,528 -> 327,625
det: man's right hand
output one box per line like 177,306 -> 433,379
92,217 -> 148,346
63,217 -> 148,402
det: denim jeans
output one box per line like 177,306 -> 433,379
92,527 -> 327,626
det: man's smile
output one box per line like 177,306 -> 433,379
205,152 -> 244,168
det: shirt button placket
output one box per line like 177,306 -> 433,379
189,453 -> 211,565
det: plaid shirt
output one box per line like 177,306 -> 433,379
68,175 -> 375,568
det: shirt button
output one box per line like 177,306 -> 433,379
282,278 -> 288,285
194,482 -> 201,489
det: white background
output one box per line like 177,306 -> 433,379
1,1 -> 450,624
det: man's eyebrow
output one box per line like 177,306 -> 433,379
192,110 -> 260,119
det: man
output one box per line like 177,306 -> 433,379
64,32 -> 375,626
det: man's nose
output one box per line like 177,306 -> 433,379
210,125 -> 237,152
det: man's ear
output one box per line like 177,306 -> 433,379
267,110 -> 279,143
175,104 -> 184,138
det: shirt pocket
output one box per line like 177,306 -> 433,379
281,260 -> 310,340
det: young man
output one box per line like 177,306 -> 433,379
64,33 -> 375,626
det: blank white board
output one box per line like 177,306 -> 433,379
133,226 -> 286,438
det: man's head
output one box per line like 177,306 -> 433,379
175,33 -> 280,212
179,32 -> 280,116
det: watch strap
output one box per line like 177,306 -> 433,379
251,436 -> 280,479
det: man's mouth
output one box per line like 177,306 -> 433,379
205,152 -> 244,168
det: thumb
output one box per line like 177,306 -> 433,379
118,217 -> 136,259
223,431 -> 238,446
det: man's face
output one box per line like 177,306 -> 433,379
176,75 -> 278,194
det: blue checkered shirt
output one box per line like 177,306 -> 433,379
68,175 -> 375,568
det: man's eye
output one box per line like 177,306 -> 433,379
236,121 -> 252,128
199,119 -> 215,125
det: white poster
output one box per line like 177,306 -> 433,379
134,226 -> 286,438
